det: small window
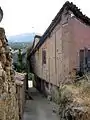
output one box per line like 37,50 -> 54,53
42,49 -> 46,64
71,13 -> 74,17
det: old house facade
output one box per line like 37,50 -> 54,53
28,1 -> 90,96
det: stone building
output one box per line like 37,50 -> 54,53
28,1 -> 90,96
0,8 -> 19,120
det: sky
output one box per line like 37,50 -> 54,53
0,0 -> 90,36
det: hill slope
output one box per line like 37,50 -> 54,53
7,33 -> 35,43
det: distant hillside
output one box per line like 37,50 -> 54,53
9,42 -> 33,50
7,33 -> 35,43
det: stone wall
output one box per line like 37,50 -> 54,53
0,28 -> 19,120
15,72 -> 26,120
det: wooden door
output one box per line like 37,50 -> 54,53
79,49 -> 84,73
87,50 -> 90,71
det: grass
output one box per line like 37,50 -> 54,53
57,78 -> 90,119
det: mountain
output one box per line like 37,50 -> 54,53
7,33 -> 35,43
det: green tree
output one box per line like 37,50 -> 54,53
17,49 -> 23,72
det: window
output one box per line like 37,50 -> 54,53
71,13 -> 74,17
42,49 -> 46,64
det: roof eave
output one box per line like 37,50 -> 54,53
28,1 -> 90,58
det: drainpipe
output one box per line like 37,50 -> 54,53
55,32 -> 57,85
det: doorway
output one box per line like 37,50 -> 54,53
79,48 -> 90,73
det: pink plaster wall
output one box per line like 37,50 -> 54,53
68,17 -> 90,72
31,15 -> 90,86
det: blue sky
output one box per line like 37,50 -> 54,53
0,0 -> 90,36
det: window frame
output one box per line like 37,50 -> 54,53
42,49 -> 46,65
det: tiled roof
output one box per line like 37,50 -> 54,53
28,1 -> 90,58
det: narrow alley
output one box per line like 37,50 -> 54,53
0,1 -> 90,120
23,88 -> 60,120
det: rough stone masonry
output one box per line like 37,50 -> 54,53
0,28 -> 19,120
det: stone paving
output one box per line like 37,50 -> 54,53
23,88 -> 60,120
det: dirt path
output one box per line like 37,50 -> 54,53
23,88 -> 60,120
